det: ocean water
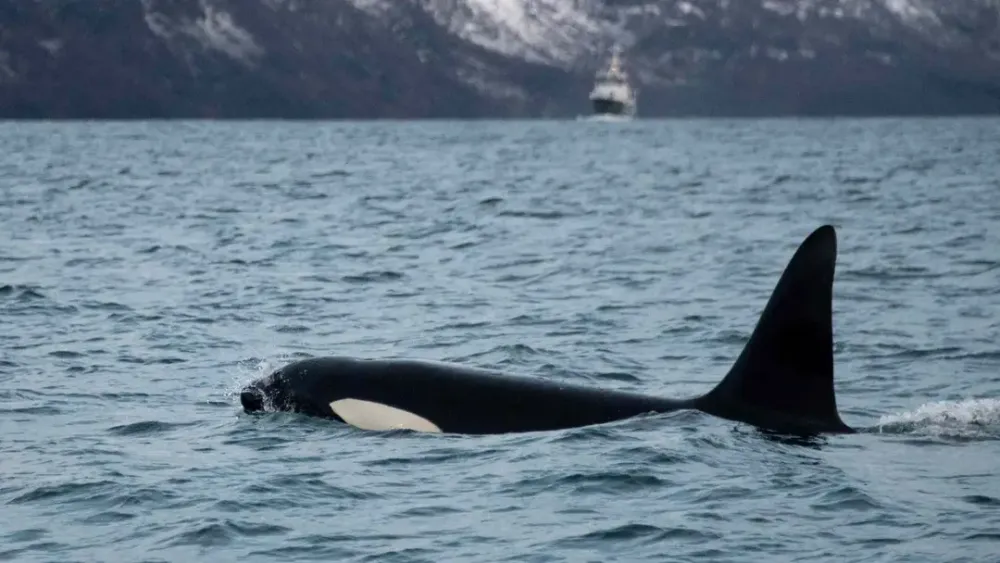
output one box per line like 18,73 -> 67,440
1,118 -> 998,563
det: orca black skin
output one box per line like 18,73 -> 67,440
241,225 -> 854,436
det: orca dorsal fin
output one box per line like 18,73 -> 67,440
696,225 -> 853,435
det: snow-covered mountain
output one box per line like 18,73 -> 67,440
357,0 -> 1000,115
1,0 -> 998,118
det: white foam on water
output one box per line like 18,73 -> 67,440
222,354 -> 293,405
876,398 -> 1000,439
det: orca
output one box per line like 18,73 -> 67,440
240,225 -> 855,436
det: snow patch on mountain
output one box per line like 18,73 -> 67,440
455,58 -> 531,100
880,0 -> 939,25
38,39 -> 64,57
350,0 -> 394,16
420,0 -> 612,64
142,0 -> 263,64
675,1 -> 706,19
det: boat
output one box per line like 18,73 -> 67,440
588,45 -> 637,119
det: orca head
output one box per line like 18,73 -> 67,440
240,358 -> 350,419
240,369 -> 292,414
238,357 -> 443,432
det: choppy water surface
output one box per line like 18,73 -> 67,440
1,118 -> 999,562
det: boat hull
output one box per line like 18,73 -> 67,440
591,100 -> 626,115
591,98 -> 633,117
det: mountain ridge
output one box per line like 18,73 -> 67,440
0,0 -> 998,118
